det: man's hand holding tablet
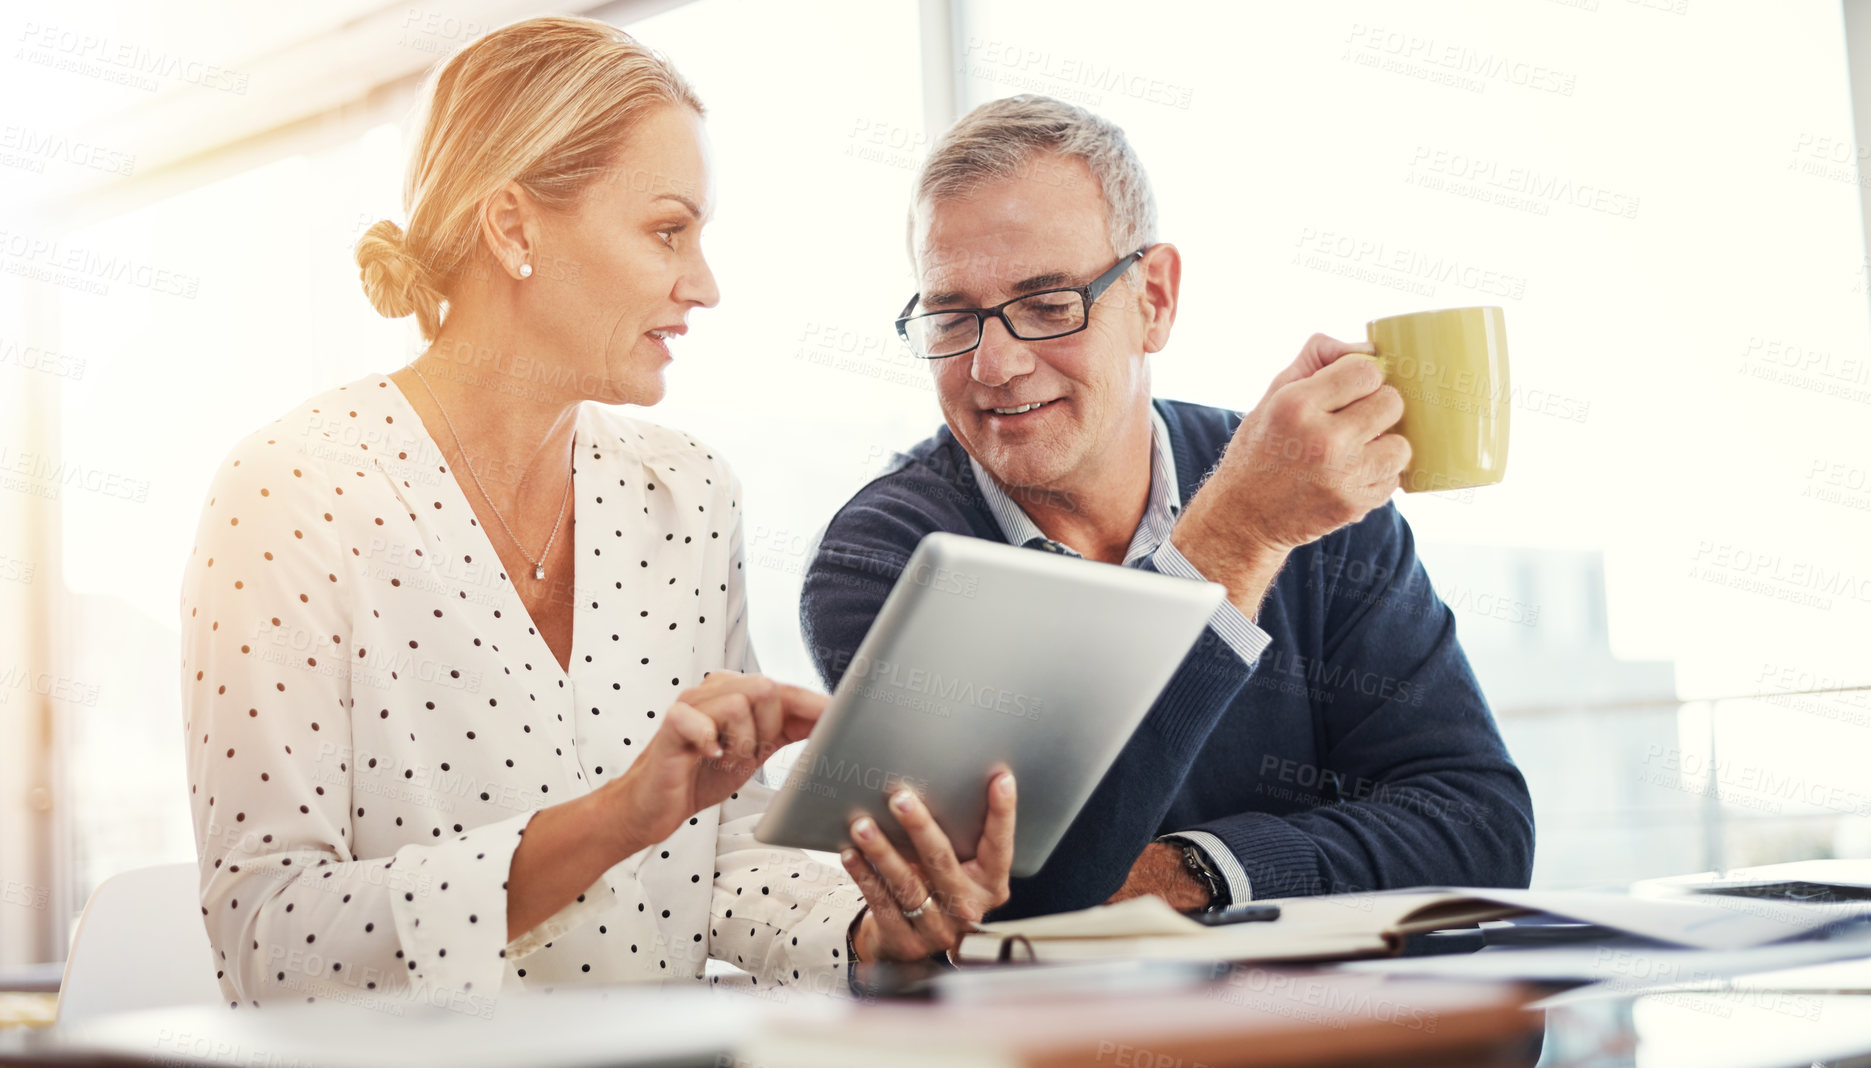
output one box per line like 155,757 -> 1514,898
842,769 -> 1017,960
759,533 -> 1225,958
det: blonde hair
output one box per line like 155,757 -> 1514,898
913,95 -> 1156,273
356,16 -> 703,341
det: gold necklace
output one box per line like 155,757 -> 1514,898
408,363 -> 572,582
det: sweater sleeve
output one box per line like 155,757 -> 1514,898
1179,503 -> 1536,899
181,435 -> 609,1009
800,493 -> 1259,921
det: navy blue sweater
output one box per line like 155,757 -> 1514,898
800,399 -> 1535,920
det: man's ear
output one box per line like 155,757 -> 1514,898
1137,243 -> 1181,355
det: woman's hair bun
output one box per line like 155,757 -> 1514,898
355,220 -> 444,336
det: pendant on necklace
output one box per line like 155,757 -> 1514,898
533,564 -> 545,581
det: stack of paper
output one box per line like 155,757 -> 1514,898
957,886 -> 1871,966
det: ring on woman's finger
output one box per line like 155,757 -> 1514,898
900,895 -> 933,921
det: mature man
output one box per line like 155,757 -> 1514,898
801,95 -> 1533,921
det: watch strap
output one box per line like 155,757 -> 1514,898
1168,837 -> 1229,911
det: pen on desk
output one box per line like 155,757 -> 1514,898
1189,904 -> 1281,926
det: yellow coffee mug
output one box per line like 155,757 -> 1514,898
1361,306 -> 1510,493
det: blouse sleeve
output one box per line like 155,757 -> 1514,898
710,784 -> 866,994
705,465 -> 866,993
180,434 -> 610,1008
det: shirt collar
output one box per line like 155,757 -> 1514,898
966,403 -> 1180,565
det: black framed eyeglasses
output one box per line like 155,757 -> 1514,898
894,247 -> 1150,359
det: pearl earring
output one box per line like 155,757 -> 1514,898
518,263 -> 533,278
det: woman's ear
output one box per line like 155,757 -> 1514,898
478,181 -> 537,280
1138,242 -> 1181,355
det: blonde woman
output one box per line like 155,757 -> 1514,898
180,16 -> 1015,1009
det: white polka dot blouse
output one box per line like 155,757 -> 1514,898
180,374 -> 864,1008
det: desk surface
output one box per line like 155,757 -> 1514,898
4,964 -> 1870,1068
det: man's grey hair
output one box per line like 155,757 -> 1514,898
911,95 -> 1158,278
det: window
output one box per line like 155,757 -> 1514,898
954,0 -> 1871,882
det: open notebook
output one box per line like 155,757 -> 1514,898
956,886 -> 1870,965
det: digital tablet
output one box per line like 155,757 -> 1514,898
755,532 -> 1225,877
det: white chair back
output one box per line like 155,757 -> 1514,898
55,862 -> 223,1025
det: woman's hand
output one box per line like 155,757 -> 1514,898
843,770 -> 1017,962
605,671 -> 827,852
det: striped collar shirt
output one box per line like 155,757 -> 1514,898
964,406 -> 1272,666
